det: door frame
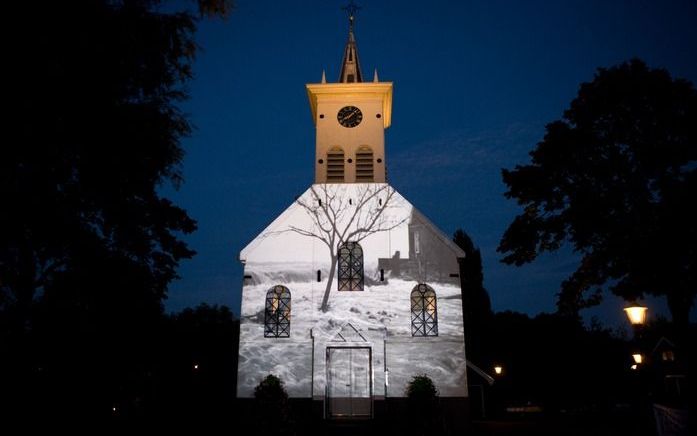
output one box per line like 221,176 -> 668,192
325,346 -> 373,419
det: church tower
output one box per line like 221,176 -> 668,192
307,6 -> 392,183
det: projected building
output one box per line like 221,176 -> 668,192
236,6 -> 469,422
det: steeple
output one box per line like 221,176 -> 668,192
306,1 -> 392,184
338,1 -> 363,83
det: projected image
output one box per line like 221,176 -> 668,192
237,184 -> 467,399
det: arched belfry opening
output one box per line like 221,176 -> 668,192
327,147 -> 345,182
355,146 -> 374,182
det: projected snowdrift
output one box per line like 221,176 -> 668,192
237,183 -> 468,398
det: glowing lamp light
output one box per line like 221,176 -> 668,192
494,365 -> 503,375
632,353 -> 643,364
631,364 -> 638,370
193,363 -> 199,370
623,306 -> 648,325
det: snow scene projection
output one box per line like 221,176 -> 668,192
237,183 -> 468,402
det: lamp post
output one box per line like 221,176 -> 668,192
623,303 -> 647,366
623,303 -> 648,366
623,303 -> 651,430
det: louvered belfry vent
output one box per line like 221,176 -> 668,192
355,146 -> 374,182
327,147 -> 345,182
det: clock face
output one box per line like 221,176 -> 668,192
337,106 -> 363,128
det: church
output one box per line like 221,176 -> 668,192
236,7 -> 469,424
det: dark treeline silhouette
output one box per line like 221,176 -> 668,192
498,59 -> 697,332
454,229 -> 633,414
454,228 -> 493,366
2,0 -> 231,427
456,227 -> 690,435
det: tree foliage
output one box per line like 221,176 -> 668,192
2,0 -> 230,422
453,229 -> 492,361
405,374 -> 442,435
406,374 -> 439,400
498,59 -> 697,326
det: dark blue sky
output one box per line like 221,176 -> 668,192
163,0 -> 697,327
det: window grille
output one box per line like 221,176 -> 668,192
338,241 -> 364,291
411,284 -> 438,337
264,285 -> 291,338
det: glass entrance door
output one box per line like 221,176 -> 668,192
327,347 -> 372,418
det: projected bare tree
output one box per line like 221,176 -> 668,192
284,184 -> 406,312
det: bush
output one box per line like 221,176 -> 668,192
405,374 -> 442,435
406,374 -> 439,401
254,374 -> 290,435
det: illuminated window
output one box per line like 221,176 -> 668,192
338,241 -> 364,291
411,284 -> 438,337
355,146 -> 374,182
264,285 -> 291,338
662,350 -> 675,361
327,147 -> 345,182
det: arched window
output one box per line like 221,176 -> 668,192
264,285 -> 291,338
355,146 -> 374,182
327,147 -> 345,182
411,284 -> 438,337
338,241 -> 364,291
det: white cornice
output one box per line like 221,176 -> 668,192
306,82 -> 393,128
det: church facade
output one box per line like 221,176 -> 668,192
236,10 -> 469,421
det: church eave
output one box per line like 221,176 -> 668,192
306,82 -> 393,128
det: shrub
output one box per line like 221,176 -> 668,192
406,374 -> 439,401
254,374 -> 290,435
405,374 -> 441,435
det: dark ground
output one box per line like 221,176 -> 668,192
289,407 -> 659,436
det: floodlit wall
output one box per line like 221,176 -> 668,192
236,183 -> 467,399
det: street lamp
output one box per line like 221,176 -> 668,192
623,305 -> 648,326
494,365 -> 503,376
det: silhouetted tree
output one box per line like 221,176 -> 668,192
498,59 -> 697,329
154,304 -> 239,424
486,311 -> 631,414
1,0 -> 231,423
453,229 -> 492,363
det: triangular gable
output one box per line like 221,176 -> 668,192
239,182 -> 465,262
410,207 -> 466,259
330,322 -> 367,342
651,336 -> 677,355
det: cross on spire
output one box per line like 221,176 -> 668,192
342,1 -> 361,29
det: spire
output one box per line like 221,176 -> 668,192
338,1 -> 363,83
